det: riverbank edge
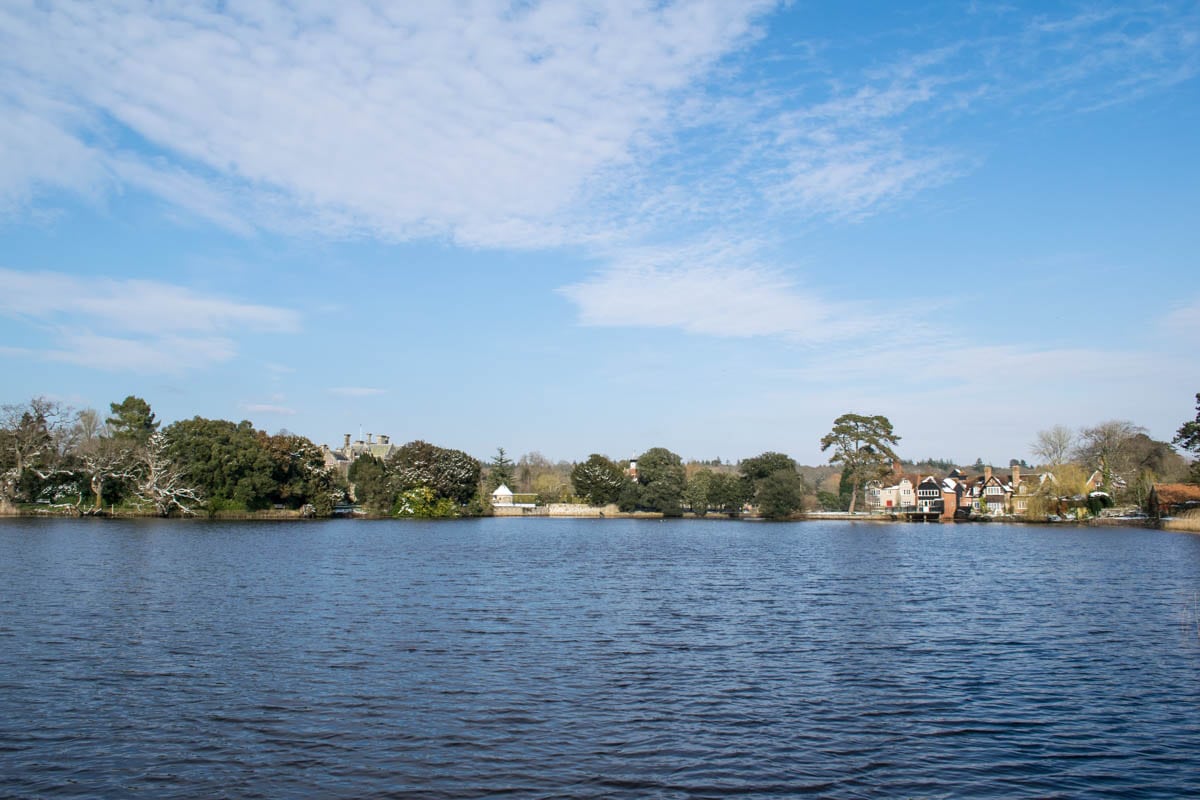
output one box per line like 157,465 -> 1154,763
0,504 -> 1186,530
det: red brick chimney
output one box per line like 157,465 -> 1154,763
984,465 -> 993,482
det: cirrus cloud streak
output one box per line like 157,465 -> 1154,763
0,267 -> 299,374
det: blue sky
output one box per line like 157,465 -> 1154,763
2,1 -> 1198,466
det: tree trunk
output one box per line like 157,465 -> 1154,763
91,475 -> 104,514
848,479 -> 858,514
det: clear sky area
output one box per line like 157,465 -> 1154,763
2,1 -> 1198,465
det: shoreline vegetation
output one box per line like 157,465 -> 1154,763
1,502 -> 1191,533
4,394 -> 1200,528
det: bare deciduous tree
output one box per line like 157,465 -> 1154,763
74,408 -> 104,444
1075,420 -> 1148,492
1031,425 -> 1076,467
136,432 -> 202,516
0,397 -> 77,508
76,437 -> 138,514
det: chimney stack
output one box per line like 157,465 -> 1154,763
367,433 -> 373,445
380,434 -> 389,445
343,433 -> 351,449
1012,464 -> 1021,487
984,465 -> 993,482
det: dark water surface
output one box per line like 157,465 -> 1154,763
2,518 -> 1199,798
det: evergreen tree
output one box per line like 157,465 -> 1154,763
570,454 -> 628,506
820,413 -> 901,514
106,396 -> 158,444
636,447 -> 686,516
486,447 -> 515,491
1173,392 -> 1200,484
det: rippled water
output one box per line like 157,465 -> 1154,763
2,518 -> 1199,798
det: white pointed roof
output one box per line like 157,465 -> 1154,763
491,484 -> 514,496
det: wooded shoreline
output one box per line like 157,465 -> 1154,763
0,503 -> 1179,530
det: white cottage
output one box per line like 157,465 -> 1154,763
490,484 -> 515,506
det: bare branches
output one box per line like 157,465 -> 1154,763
76,437 -> 138,514
1,397 -> 77,505
1031,425 -> 1075,467
135,432 -> 203,516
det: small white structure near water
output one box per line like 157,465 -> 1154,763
489,484 -> 536,509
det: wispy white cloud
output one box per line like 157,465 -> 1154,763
1161,297 -> 1200,343
0,1 -> 774,246
244,403 -> 297,417
592,3 -> 1199,232
1015,5 -> 1200,111
0,268 -> 298,335
43,332 -> 237,374
107,154 -> 256,235
0,267 -> 298,373
0,88 -> 108,215
558,3 -> 1200,349
329,387 -> 386,397
1,1 -> 1194,248
559,239 -> 891,343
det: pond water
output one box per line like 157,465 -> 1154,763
1,517 -> 1198,798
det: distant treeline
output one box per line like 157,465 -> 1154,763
3,393 -> 1198,519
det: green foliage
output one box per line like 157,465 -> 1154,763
1174,393 -> 1200,484
636,447 -> 686,516
685,469 -> 713,516
707,472 -> 749,514
836,469 -> 855,506
739,451 -> 796,481
164,417 -> 276,510
485,447 -> 515,492
205,497 -> 251,514
820,413 -> 900,513
1176,393 -> 1200,452
617,480 -> 642,512
464,492 -> 493,517
76,436 -> 139,511
348,454 -> 390,511
756,468 -> 805,520
387,440 -> 481,506
533,479 -> 571,505
260,432 -> 343,513
570,454 -> 628,506
106,396 -> 158,444
817,490 -> 847,511
740,452 -> 805,519
394,486 -> 460,518
1,397 -> 72,504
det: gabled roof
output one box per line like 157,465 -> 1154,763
1151,483 -> 1200,504
491,484 -> 514,496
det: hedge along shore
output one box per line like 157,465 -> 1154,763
0,504 -> 311,520
0,503 -> 1181,528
